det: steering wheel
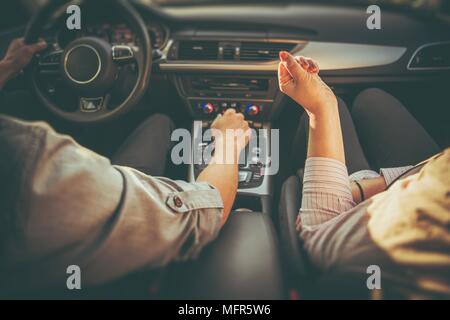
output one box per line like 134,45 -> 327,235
24,0 -> 152,123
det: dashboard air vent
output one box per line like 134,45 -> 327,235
240,42 -> 297,61
222,44 -> 236,60
178,41 -> 219,60
408,42 -> 450,70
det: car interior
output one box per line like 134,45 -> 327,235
0,0 -> 449,299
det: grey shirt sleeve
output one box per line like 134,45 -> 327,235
1,117 -> 223,290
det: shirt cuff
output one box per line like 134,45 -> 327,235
165,182 -> 224,213
380,166 -> 414,186
349,170 -> 380,181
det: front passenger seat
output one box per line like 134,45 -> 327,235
278,170 -> 318,297
278,172 -> 437,299
279,172 -> 377,299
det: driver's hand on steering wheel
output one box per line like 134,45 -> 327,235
0,37 -> 47,89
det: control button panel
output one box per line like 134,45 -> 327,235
190,99 -> 269,119
238,171 -> 252,183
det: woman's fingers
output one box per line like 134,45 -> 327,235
305,57 -> 319,73
296,56 -> 319,74
279,51 -> 307,82
280,52 -> 319,75
300,57 -> 319,73
297,56 -> 308,70
278,52 -> 320,97
278,62 -> 293,86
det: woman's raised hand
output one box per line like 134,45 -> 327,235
278,51 -> 337,117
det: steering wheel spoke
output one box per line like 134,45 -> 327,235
78,94 -> 111,114
37,49 -> 63,74
112,45 -> 136,64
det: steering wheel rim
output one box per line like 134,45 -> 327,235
25,0 -> 152,124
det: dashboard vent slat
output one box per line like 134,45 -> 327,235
178,41 -> 219,60
240,42 -> 297,61
408,42 -> 450,70
174,40 -> 298,62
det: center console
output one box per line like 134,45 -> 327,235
172,74 -> 284,121
178,76 -> 277,120
171,73 -> 285,213
188,120 -> 273,193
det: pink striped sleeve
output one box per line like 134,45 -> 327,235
298,157 -> 355,230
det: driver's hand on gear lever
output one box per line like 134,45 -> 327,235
0,37 -> 47,89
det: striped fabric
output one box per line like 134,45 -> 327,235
299,157 -> 355,229
349,169 -> 380,181
380,166 -> 413,186
298,157 -> 412,231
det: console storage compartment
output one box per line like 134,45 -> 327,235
161,211 -> 286,299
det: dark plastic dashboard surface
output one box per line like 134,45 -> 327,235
138,3 -> 450,79
161,3 -> 448,47
1,2 -> 449,80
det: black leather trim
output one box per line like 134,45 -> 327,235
278,173 -> 316,294
161,212 -> 285,299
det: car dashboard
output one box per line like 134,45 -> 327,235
38,2 -> 449,78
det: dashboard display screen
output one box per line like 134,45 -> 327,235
58,21 -> 168,50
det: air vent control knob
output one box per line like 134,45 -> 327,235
202,103 -> 214,114
246,105 -> 260,117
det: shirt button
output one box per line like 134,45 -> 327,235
173,196 -> 183,208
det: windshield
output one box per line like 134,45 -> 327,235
144,0 -> 447,12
